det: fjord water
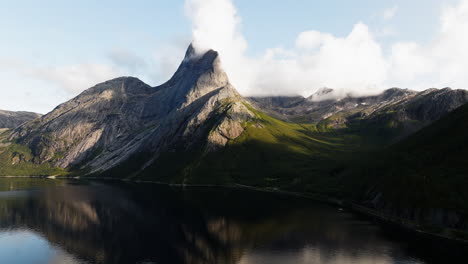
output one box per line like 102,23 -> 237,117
0,179 -> 465,264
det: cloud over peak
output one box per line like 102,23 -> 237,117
185,0 -> 468,99
186,0 -> 387,97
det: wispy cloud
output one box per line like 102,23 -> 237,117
28,63 -> 121,93
108,49 -> 148,74
383,6 -> 399,20
0,58 -> 121,93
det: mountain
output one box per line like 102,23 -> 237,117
0,45 -> 376,185
344,102 -> 468,236
3,45 -> 254,178
1,45 -> 467,181
248,88 -> 417,122
1,44 -> 468,238
0,110 -> 41,129
249,87 -> 468,144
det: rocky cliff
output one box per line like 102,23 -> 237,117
8,45 -> 254,176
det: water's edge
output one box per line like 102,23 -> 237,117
1,175 -> 467,246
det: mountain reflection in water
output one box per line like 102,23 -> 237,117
0,179 -> 465,264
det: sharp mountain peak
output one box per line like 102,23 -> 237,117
2,43 -> 468,184
7,43 -> 252,174
76,44 -> 229,102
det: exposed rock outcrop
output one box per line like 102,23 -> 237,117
9,45 -> 254,175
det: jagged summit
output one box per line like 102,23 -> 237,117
182,43 -> 212,60
156,44 -> 232,110
6,44 -> 252,176
174,44 -> 223,77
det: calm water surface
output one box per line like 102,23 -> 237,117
0,178 -> 465,264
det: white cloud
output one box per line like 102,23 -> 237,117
185,0 -> 247,56
389,0 -> 468,89
185,0 -> 255,93
383,6 -> 399,20
389,42 -> 434,85
252,23 -> 388,97
433,0 -> 468,87
186,0 -> 388,97
295,31 -> 334,51
185,0 -> 468,98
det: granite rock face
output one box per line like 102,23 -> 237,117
10,45 -> 253,174
0,110 -> 41,129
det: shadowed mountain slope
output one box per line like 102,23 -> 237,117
342,102 -> 468,234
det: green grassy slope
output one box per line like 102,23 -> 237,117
168,104 -> 364,195
315,107 -> 424,147
0,129 -> 64,176
0,103 -> 369,195
0,142 -> 65,176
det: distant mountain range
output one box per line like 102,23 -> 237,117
249,87 -> 468,142
0,110 -> 41,129
1,44 -> 468,238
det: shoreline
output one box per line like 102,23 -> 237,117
1,175 -> 467,245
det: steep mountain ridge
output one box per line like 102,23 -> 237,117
6,45 -> 254,176
0,110 -> 41,129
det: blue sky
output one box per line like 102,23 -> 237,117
0,0 -> 466,113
